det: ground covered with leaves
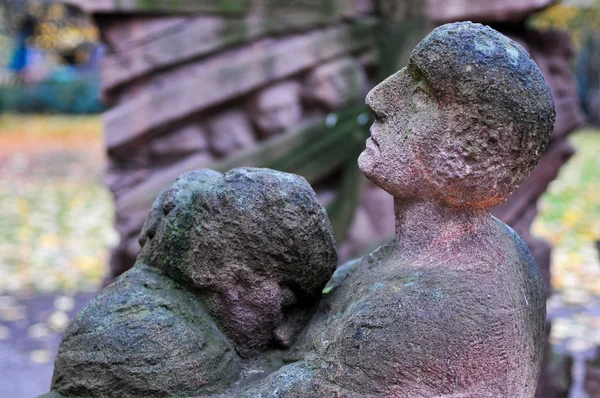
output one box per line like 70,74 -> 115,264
0,114 -> 116,294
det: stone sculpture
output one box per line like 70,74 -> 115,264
218,21 -> 553,397
44,168 -> 337,398
45,22 -> 552,398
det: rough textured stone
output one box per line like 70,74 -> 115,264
142,168 -> 337,354
347,22 -> 550,396
362,23 -> 555,209
46,22 -> 553,398
250,81 -> 302,138
223,21 -> 551,397
51,265 -> 241,398
46,167 -> 338,397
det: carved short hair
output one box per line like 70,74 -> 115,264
139,167 -> 337,298
409,22 -> 555,208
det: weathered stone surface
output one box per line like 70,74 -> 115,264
361,181 -> 395,239
426,0 -> 555,23
224,21 -> 551,397
363,24 -> 554,208
524,29 -> 586,138
103,21 -> 375,149
46,21 -> 554,398
304,57 -> 367,110
51,265 -> 241,398
207,109 -> 257,157
143,168 -> 337,354
47,167 -> 337,397
250,81 -> 302,138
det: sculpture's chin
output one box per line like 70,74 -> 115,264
357,150 -> 371,174
358,149 -> 379,181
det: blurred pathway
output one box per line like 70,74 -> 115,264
0,294 -> 94,397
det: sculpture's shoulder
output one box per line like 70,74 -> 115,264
51,264 -> 240,398
490,216 -> 546,293
300,218 -> 546,397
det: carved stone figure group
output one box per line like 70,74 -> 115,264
43,22 -> 554,398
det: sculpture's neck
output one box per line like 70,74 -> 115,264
393,198 -> 487,260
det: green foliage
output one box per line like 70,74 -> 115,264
533,129 -> 600,296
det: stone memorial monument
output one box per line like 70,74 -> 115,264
219,21 -> 552,397
45,168 -> 338,397
43,22 -> 551,398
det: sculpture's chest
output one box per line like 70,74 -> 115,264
315,260 -> 545,397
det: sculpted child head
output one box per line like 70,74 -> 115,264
358,22 -> 555,210
137,167 -> 337,354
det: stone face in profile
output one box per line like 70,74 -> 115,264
358,22 -> 555,208
227,22 -> 553,398
47,168 -> 337,397
336,21 -> 551,397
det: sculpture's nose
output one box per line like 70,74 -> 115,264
365,89 -> 385,121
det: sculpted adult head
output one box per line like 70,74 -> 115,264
358,22 -> 555,210
137,167 -> 337,354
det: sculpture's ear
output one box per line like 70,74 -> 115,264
139,189 -> 169,248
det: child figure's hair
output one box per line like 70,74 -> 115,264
138,167 -> 338,353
